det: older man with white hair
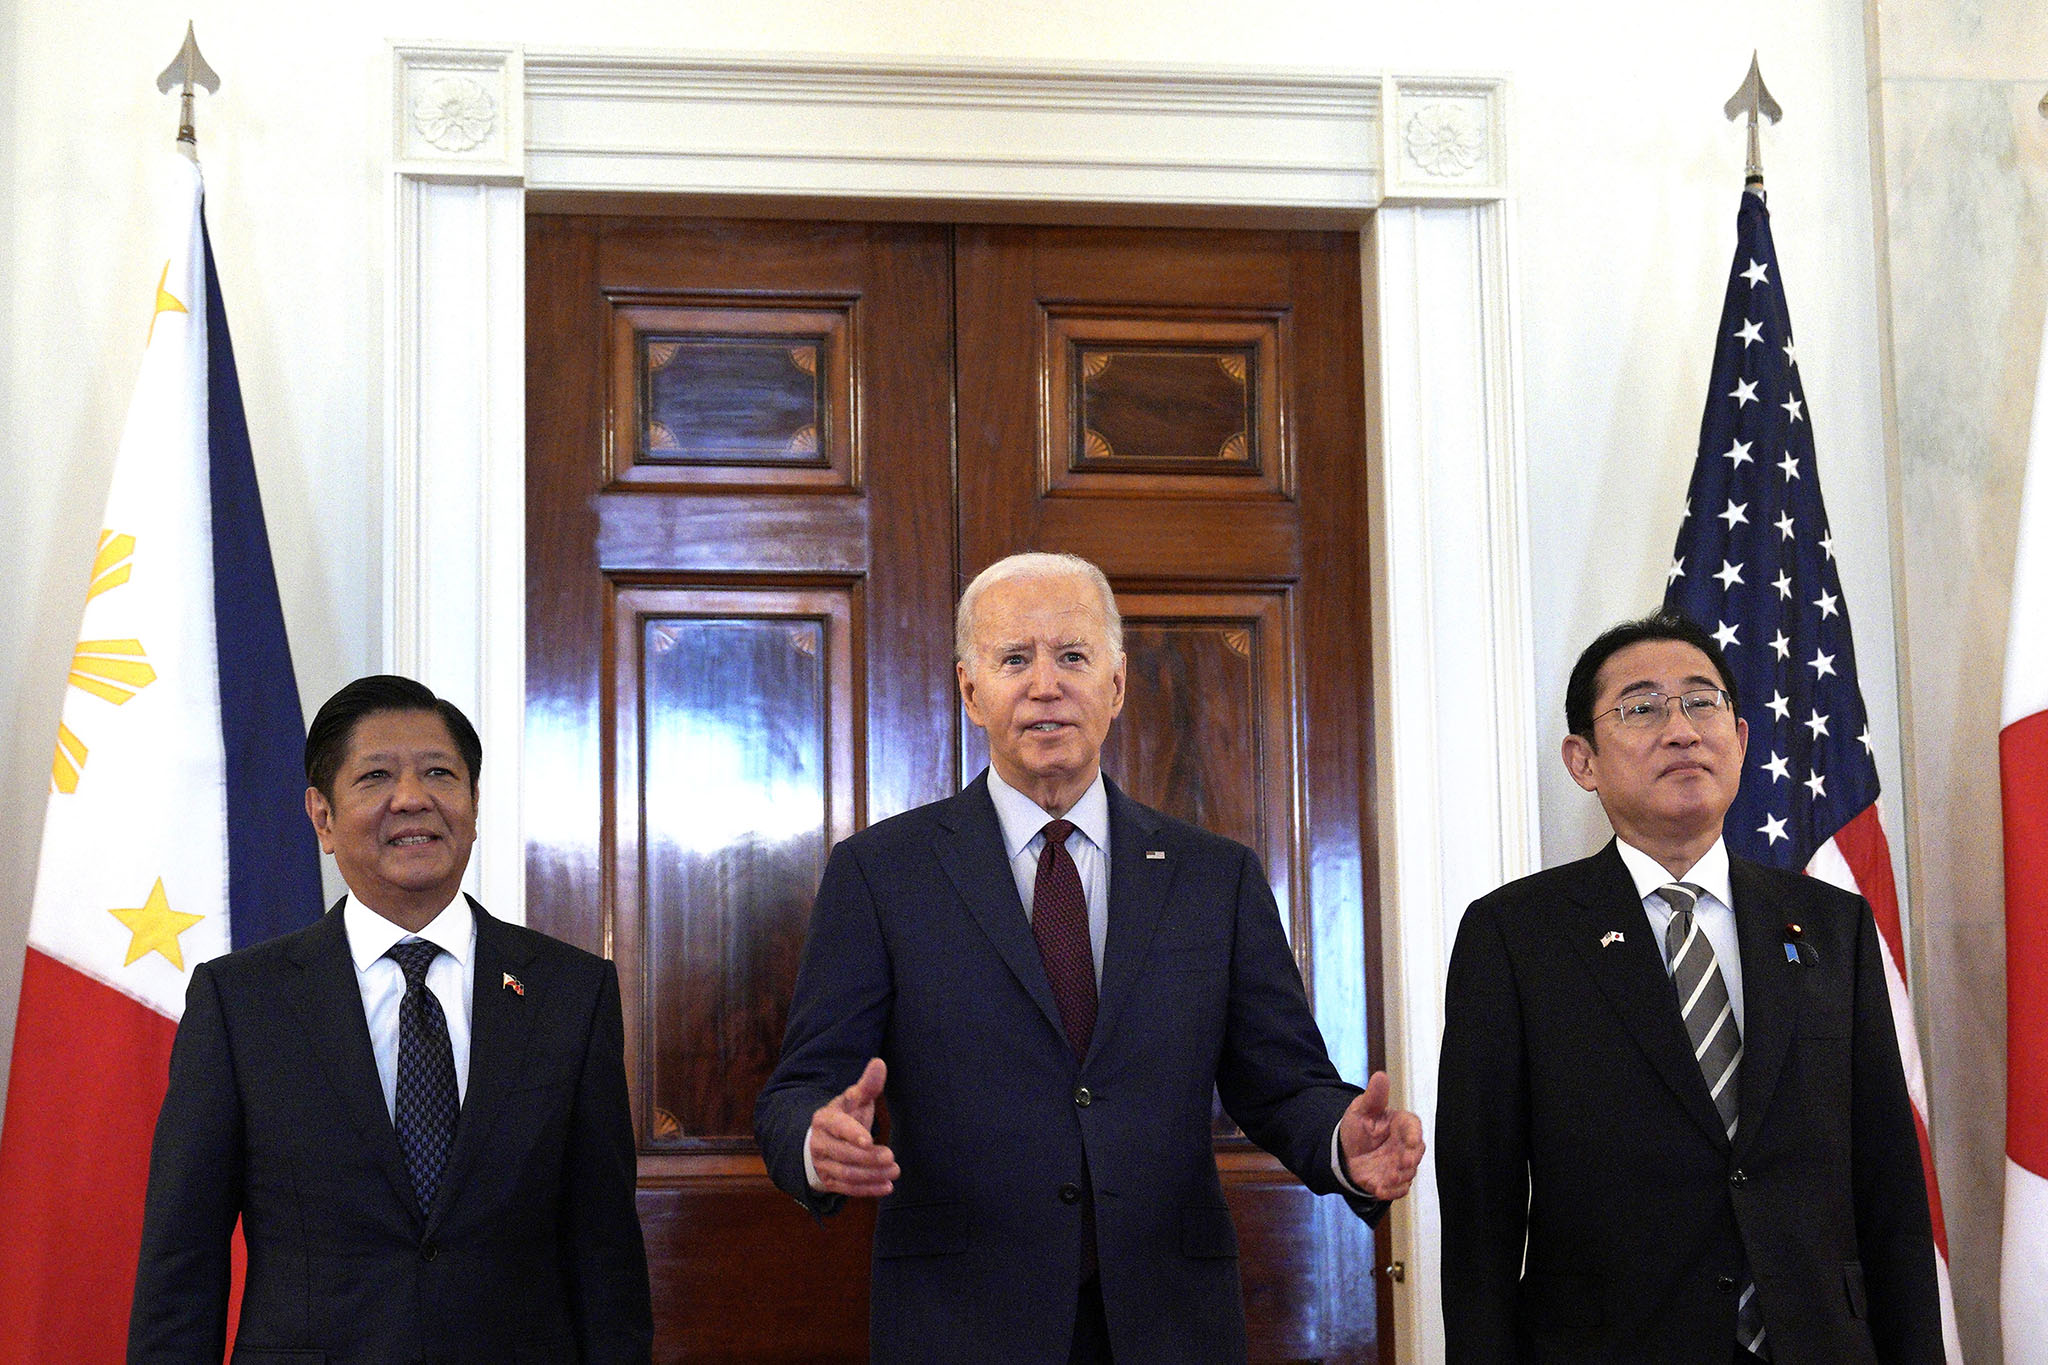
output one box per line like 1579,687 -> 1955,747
756,551 -> 1422,1365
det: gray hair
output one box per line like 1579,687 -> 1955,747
954,552 -> 1124,663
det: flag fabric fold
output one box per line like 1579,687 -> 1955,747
2001,302 -> 2048,1353
0,151 -> 322,1363
1663,187 -> 1962,1361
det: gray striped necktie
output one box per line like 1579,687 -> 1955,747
1657,882 -> 1770,1360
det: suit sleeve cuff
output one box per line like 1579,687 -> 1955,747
1330,1120 -> 1366,1197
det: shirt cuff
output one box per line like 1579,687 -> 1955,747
803,1125 -> 822,1191
1330,1120 -> 1367,1197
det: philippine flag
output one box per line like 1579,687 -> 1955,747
0,152 -> 322,1363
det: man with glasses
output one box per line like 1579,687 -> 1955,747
1435,613 -> 1940,1363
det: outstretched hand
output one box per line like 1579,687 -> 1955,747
808,1057 -> 899,1198
1338,1071 -> 1425,1201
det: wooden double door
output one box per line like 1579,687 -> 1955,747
526,210 -> 1387,1361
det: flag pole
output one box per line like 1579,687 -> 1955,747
154,22 -> 219,155
1722,52 -> 1781,194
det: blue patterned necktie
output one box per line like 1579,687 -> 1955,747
386,939 -> 459,1216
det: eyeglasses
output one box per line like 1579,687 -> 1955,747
1594,688 -> 1733,730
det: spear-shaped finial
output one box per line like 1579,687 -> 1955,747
155,23 -> 220,154
1723,52 -> 1782,193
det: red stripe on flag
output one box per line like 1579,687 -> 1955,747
1834,805 -> 1909,987
1912,1096 -> 1951,1261
0,949 -> 176,1364
2003,710 -> 2048,1178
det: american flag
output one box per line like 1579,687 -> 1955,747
1662,187 -> 1962,1360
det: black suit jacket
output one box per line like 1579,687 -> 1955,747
129,897 -> 652,1365
754,774 -> 1380,1365
1435,841 -> 1941,1364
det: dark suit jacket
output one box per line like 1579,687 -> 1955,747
754,774 -> 1381,1365
129,897 -> 652,1365
1435,841 -> 1941,1364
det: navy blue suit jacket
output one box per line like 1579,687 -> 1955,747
755,774 -> 1380,1365
129,898 -> 652,1365
1435,842 -> 1941,1364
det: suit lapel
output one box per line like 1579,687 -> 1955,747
1730,858 -> 1799,1158
933,775 -> 1068,1047
283,901 -> 419,1217
428,897 -> 539,1233
1090,780 -> 1173,1065
1561,844 -> 1732,1150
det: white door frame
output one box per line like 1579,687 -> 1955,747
384,45 -> 1540,1359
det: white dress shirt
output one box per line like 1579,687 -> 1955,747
1614,836 -> 1746,1036
343,892 -> 476,1118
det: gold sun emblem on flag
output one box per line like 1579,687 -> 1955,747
51,531 -> 157,793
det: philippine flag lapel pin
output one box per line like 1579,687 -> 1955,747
502,971 -> 525,996
1599,930 -> 1625,948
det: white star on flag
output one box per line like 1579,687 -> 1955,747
1809,649 -> 1837,679
1815,589 -> 1840,620
1758,813 -> 1788,845
1768,690 -> 1791,722
1667,556 -> 1685,585
1716,561 -> 1745,590
1735,318 -> 1764,347
1741,258 -> 1769,286
1763,752 -> 1791,782
1731,379 -> 1759,407
1713,621 -> 1740,650
1783,393 -> 1805,423
1770,631 -> 1791,659
1805,772 -> 1828,800
1805,709 -> 1830,740
1724,439 -> 1754,468
1719,500 -> 1749,529
1775,512 -> 1796,542
1780,453 -> 1801,481
1773,570 -> 1794,600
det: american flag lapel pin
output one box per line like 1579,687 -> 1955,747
1144,850 -> 1166,860
1599,930 -> 1625,948
502,972 -> 524,996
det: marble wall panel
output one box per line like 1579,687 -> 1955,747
1879,61 -> 2048,1364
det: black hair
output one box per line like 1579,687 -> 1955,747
304,675 -> 482,800
1564,612 -> 1738,738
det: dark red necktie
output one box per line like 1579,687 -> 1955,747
1032,819 -> 1097,1060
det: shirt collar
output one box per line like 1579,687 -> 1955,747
1614,835 -> 1733,912
344,891 -> 476,973
985,766 -> 1110,859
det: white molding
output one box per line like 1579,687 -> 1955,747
387,44 -> 1532,1352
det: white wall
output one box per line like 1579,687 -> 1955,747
2,0 -> 1996,1356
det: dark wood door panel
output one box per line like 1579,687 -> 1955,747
532,213 -> 1386,1362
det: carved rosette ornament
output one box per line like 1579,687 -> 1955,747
1403,102 -> 1485,179
411,76 -> 497,153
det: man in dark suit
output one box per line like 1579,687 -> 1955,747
755,552 -> 1425,1365
1436,613 -> 1941,1363
129,676 -> 652,1364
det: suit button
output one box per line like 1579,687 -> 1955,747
420,1240 -> 438,1262
1058,1182 -> 1082,1205
1717,1275 -> 1737,1292
1073,1087 -> 1093,1108
1730,1168 -> 1748,1187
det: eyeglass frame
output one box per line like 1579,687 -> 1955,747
1590,687 -> 1736,731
